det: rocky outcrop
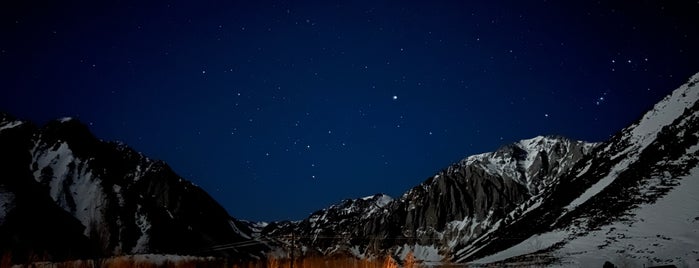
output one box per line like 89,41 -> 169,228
261,136 -> 596,261
457,72 -> 699,265
0,114 -> 268,262
2,71 -> 697,265
260,72 -> 699,265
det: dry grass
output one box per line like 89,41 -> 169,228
232,254 -> 402,268
1,254 -> 225,268
1,254 -> 416,268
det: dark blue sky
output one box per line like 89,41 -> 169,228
2,1 -> 698,221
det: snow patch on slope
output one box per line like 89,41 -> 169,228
471,230 -> 570,264
458,136 -> 594,193
31,141 -> 106,237
470,164 -> 699,266
563,157 -> 634,211
229,220 -> 251,240
517,136 -> 560,171
397,244 -> 443,265
563,76 -> 699,213
0,120 -> 22,132
554,166 -> 699,266
0,186 -> 16,225
363,194 -> 393,208
133,204 -> 152,253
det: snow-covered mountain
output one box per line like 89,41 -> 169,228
260,72 -> 699,267
259,135 -> 597,264
2,71 -> 697,266
0,114 -> 268,262
461,72 -> 699,266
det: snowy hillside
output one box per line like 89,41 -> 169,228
258,72 -> 699,267
464,72 -> 699,266
472,166 -> 699,267
2,71 -> 697,266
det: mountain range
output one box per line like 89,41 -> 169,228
0,71 -> 697,266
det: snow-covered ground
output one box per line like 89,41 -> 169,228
564,74 -> 699,215
471,166 -> 699,267
396,243 -> 444,265
554,165 -> 699,267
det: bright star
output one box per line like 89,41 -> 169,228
392,95 -> 398,100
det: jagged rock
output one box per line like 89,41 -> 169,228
0,114 -> 268,262
259,72 -> 699,265
2,71 -> 698,266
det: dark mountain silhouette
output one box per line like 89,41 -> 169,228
1,72 -> 697,267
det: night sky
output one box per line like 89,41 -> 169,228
2,1 -> 698,222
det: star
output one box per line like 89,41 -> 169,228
5,0 -> 696,223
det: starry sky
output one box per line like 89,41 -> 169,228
1,1 -> 698,222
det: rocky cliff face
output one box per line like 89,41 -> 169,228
260,135 -> 596,262
260,73 -> 699,266
0,114 -> 268,262
2,72 -> 697,266
0,116 -> 97,263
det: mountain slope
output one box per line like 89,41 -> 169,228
261,135 -> 597,263
259,72 -> 699,266
462,72 -> 699,266
0,114 -> 268,262
2,71 -> 697,266
0,116 -> 97,263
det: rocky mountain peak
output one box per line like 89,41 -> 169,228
0,115 -> 269,262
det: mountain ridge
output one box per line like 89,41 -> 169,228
257,72 -> 699,266
0,71 -> 697,266
256,134 -> 597,264
0,114 -> 269,262
456,71 -> 699,265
